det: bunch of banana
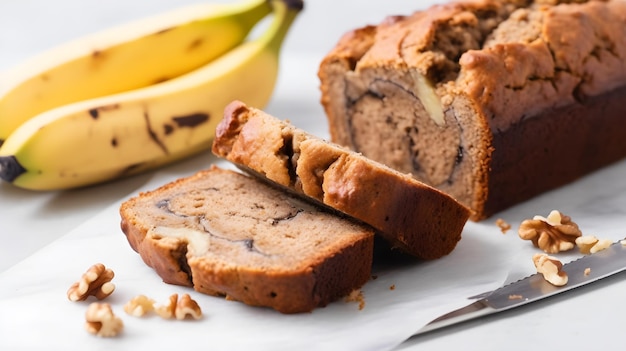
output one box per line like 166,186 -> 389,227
0,0 -> 303,190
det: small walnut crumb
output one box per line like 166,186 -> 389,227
575,235 -> 599,254
584,268 -> 591,276
389,284 -> 396,290
67,263 -> 115,302
371,275 -> 378,280
576,236 -> 613,254
590,239 -> 612,254
496,218 -> 511,233
85,302 -> 123,337
518,210 -> 582,253
124,295 -> 155,317
155,293 -> 202,320
345,289 -> 365,310
508,294 -> 523,300
533,253 -> 568,287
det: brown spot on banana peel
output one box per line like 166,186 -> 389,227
89,104 -> 120,119
119,163 -> 145,176
172,113 -> 209,128
144,112 -> 168,154
154,27 -> 174,35
152,76 -> 170,85
187,38 -> 204,51
0,155 -> 27,183
160,113 -> 208,137
163,124 -> 174,135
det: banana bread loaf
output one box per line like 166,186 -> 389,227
120,166 -> 374,314
212,101 -> 470,260
318,0 -> 626,220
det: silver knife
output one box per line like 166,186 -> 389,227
415,239 -> 626,335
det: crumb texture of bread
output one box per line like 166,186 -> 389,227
318,0 -> 626,220
120,166 -> 374,314
213,101 -> 470,260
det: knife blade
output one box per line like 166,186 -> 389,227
415,239 -> 626,335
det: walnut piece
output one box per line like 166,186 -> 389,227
155,293 -> 202,320
518,210 -> 582,254
533,253 -> 568,287
85,302 -> 123,337
124,295 -> 155,317
67,263 -> 115,302
575,235 -> 613,254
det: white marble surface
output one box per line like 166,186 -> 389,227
1,1 -> 626,350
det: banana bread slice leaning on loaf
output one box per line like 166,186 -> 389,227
318,0 -> 626,220
212,101 -> 470,260
120,166 -> 374,314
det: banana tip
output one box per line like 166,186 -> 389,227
281,0 -> 304,11
0,155 -> 27,183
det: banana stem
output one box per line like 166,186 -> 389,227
231,0 -> 274,30
263,0 -> 304,53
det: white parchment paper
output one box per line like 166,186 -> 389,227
3,151 -> 626,351
0,155 -> 515,351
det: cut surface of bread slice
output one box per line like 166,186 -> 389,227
212,101 -> 470,260
120,166 -> 374,314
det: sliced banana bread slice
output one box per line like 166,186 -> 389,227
212,101 -> 470,260
120,166 -> 374,314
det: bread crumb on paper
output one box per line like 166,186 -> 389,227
345,289 -> 365,310
496,218 -> 511,233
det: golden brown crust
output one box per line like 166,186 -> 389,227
213,101 -> 470,259
318,0 -> 626,220
120,166 -> 375,314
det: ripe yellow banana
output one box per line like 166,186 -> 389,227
0,0 -> 303,191
0,0 -> 273,144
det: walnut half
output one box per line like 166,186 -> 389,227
518,210 -> 582,254
124,295 -> 155,317
85,302 -> 124,337
155,293 -> 202,320
67,263 -> 115,302
533,253 -> 568,287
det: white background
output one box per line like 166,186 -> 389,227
1,1 -> 626,350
